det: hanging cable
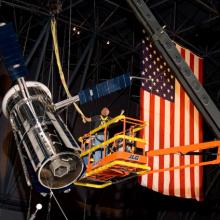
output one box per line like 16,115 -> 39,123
50,190 -> 69,220
66,0 -> 72,124
23,15 -> 32,55
59,23 -> 67,103
51,47 -> 54,99
50,17 -> 86,120
83,191 -> 87,220
46,192 -> 53,220
26,186 -> 33,220
40,169 -> 69,220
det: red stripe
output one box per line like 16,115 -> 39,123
147,94 -> 155,188
189,52 -> 196,199
140,88 -> 145,137
138,88 -> 145,184
158,98 -> 165,193
199,58 -> 204,85
169,102 -> 175,195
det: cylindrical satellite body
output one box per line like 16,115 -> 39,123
2,81 -> 84,190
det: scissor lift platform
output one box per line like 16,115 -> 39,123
75,151 -> 151,188
75,115 -> 150,188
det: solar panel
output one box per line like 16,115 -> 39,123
0,23 -> 27,81
78,73 -> 131,105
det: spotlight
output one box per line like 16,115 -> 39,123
72,27 -> 76,31
36,204 -> 43,210
30,203 -> 43,220
77,30 -> 80,35
106,40 -> 110,45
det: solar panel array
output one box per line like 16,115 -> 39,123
0,23 -> 27,81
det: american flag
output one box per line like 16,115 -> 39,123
140,38 -> 203,200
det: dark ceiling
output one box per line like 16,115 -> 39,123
1,0 -> 220,219
1,0 -> 220,106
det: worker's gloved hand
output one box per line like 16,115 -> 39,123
120,109 -> 125,115
81,115 -> 87,123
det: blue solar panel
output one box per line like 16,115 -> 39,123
78,73 -> 131,105
0,23 -> 27,81
78,89 -> 93,105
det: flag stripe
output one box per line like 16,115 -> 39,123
159,98 -> 165,193
169,102 -> 175,196
174,79 -> 181,197
152,95 -> 160,192
147,93 -> 155,188
163,100 -> 170,195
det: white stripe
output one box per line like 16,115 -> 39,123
184,93 -> 191,198
174,80 -> 181,197
141,91 -> 151,186
163,100 -> 171,195
152,95 -> 160,192
184,49 -> 192,198
144,91 -> 150,151
194,106 -> 200,200
176,44 -> 181,52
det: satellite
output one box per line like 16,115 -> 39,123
0,23 -> 84,192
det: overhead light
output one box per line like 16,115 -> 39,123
36,204 -> 43,210
72,27 -> 76,31
106,40 -> 110,45
77,30 -> 80,35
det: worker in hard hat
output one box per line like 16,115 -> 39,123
82,107 -> 111,164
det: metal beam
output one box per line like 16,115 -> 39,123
149,0 -> 170,9
71,36 -> 96,129
99,5 -> 119,29
127,0 -> 220,138
177,15 -> 220,35
1,0 -> 49,17
85,46 -> 116,80
66,36 -> 95,94
104,0 -> 132,13
25,20 -> 49,66
61,0 -> 84,14
175,9 -> 200,33
34,23 -> 50,81
101,43 -> 140,64
193,0 -> 218,15
18,15 -> 32,35
101,18 -> 127,31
